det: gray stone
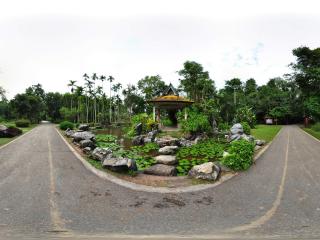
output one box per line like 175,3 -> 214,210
102,157 -> 137,172
255,145 -> 262,151
255,139 -> 266,146
154,155 -> 177,165
79,139 -> 95,149
78,124 -> 90,131
65,128 -> 75,137
72,131 -> 95,142
91,147 -> 112,161
214,161 -> 233,172
230,134 -> 241,141
144,164 -> 177,176
188,162 -> 221,181
177,138 -> 195,147
155,137 -> 179,147
82,147 -> 92,154
241,134 -> 254,142
230,123 -> 244,135
0,126 -> 22,138
132,135 -> 144,146
194,134 -> 208,144
158,146 -> 179,155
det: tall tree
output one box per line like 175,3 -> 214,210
107,75 -> 114,123
67,80 -> 77,111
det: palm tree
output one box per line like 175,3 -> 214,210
99,75 -> 106,123
107,75 -> 114,124
112,83 -> 122,122
83,74 -> 92,123
68,80 -> 77,110
75,86 -> 84,122
91,73 -> 99,124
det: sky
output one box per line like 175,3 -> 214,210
0,0 -> 320,99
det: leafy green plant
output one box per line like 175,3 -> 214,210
177,108 -> 211,134
127,113 -> 157,137
162,117 -> 174,127
235,106 -> 256,127
221,140 -> 255,171
15,119 -> 30,128
131,142 -> 159,153
241,122 -> 251,135
218,122 -> 229,131
59,121 -> 74,130
96,134 -> 117,143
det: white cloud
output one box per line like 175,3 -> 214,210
0,0 -> 320,98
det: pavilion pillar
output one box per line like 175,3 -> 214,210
184,108 -> 188,120
153,106 -> 156,121
156,108 -> 161,122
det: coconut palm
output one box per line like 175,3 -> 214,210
107,75 -> 114,123
91,73 -> 99,124
67,80 -> 77,110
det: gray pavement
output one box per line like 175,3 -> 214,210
0,124 -> 320,239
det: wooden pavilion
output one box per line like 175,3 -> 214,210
147,84 -> 194,128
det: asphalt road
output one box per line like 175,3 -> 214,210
0,124 -> 320,239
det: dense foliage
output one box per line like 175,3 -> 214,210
59,121 -> 74,130
178,108 -> 211,135
15,119 -> 30,128
221,140 -> 255,171
126,113 -> 157,137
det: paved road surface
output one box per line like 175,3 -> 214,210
0,124 -> 320,239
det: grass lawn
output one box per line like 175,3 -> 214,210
0,122 -> 37,147
303,128 -> 320,140
251,124 -> 282,142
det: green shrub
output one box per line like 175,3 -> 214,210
178,109 -> 211,134
162,117 -> 174,127
235,106 -> 256,127
127,113 -> 157,137
241,122 -> 251,135
59,121 -> 74,130
311,123 -> 320,132
15,119 -> 30,128
221,140 -> 255,171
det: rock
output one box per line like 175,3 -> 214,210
0,126 -> 22,138
102,157 -> 137,172
79,139 -> 95,149
132,135 -> 145,146
144,164 -> 177,176
155,155 -> 177,165
65,128 -> 75,137
91,147 -> 112,161
214,161 -> 233,172
144,130 -> 158,143
82,147 -> 92,154
188,162 -> 221,181
230,134 -> 241,141
155,136 -> 179,147
72,131 -> 95,142
255,145 -> 262,151
177,138 -> 195,147
78,124 -> 90,131
255,139 -> 266,146
158,146 -> 179,155
194,134 -> 208,144
241,134 -> 254,142
230,123 -> 244,135
135,123 -> 143,136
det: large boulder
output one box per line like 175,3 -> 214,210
155,136 -> 179,147
188,162 -> 221,181
132,135 -> 145,146
144,164 -> 177,176
79,139 -> 96,149
0,125 -> 22,138
82,147 -> 92,154
72,131 -> 95,142
158,146 -> 179,155
65,128 -> 75,138
91,147 -> 112,161
230,123 -> 244,135
78,124 -> 90,131
102,157 -> 137,172
177,138 -> 195,147
154,155 -> 177,165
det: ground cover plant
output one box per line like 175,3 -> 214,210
176,140 -> 225,175
59,121 -> 74,130
221,140 -> 255,171
303,123 -> 320,140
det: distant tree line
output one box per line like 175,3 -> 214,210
0,46 -> 319,125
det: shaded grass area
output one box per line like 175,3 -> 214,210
303,128 -> 320,140
0,121 -> 37,146
251,124 -> 282,142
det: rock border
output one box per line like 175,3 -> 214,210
56,127 -> 283,193
0,126 -> 37,150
